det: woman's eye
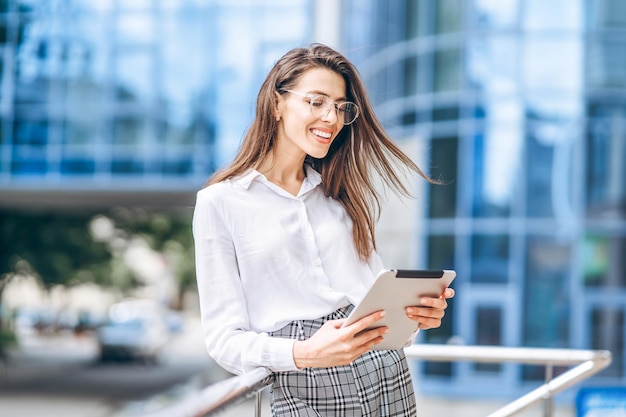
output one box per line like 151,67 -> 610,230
338,103 -> 356,116
310,96 -> 325,107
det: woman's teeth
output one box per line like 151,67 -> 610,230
311,129 -> 331,139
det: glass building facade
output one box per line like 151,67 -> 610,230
0,0 -> 312,206
342,0 -> 626,397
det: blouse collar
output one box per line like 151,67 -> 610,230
233,164 -> 322,193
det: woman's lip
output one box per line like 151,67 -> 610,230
312,135 -> 332,145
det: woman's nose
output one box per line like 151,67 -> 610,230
320,105 -> 339,123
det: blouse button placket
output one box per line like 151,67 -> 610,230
297,198 -> 325,271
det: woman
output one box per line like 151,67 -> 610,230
193,43 -> 455,416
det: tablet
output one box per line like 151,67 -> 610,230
342,269 -> 456,350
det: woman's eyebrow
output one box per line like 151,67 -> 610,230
306,90 -> 348,101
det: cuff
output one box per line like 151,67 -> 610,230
268,337 -> 299,372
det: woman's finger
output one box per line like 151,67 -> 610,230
345,310 -> 386,335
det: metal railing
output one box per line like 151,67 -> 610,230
403,345 -> 612,417
139,345 -> 612,417
138,366 -> 273,417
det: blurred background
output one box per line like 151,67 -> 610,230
0,0 -> 625,416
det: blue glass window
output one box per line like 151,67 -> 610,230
590,308 -> 624,377
583,235 -> 626,288
523,0 -> 582,31
587,0 -> 626,29
586,105 -> 626,215
472,0 -> 519,29
471,234 -> 509,283
428,137 -> 458,218
474,306 -> 502,372
523,237 -> 570,348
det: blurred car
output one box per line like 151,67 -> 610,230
96,299 -> 171,364
164,310 -> 184,334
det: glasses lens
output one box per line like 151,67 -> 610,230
309,96 -> 328,117
338,102 -> 359,125
307,95 -> 359,125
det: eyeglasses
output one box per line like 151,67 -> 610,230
282,90 -> 360,125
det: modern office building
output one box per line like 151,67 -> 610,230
0,0 -> 313,207
341,0 -> 626,398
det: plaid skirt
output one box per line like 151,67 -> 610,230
268,305 -> 416,417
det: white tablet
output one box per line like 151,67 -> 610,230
342,269 -> 456,350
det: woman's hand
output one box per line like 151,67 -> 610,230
405,287 -> 455,330
292,310 -> 388,369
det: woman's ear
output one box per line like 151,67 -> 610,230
274,91 -> 283,121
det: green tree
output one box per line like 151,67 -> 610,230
0,209 -> 115,289
0,207 -> 196,318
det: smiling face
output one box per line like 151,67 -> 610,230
274,67 -> 347,161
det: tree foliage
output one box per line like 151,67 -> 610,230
0,207 -> 196,308
0,208 -> 113,288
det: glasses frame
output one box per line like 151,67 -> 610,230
282,90 -> 360,125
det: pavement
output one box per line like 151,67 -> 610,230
0,329 -> 116,416
0,394 -> 114,417
0,316 -> 577,417
0,314 -> 218,417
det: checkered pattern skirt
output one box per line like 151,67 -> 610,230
268,305 -> 417,416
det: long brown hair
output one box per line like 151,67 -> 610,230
207,43 -> 433,260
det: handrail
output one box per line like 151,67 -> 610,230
403,345 -> 612,417
139,367 -> 273,417
137,345 -> 612,417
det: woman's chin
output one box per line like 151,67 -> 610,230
307,150 -> 330,159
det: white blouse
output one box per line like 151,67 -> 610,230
192,165 -> 385,375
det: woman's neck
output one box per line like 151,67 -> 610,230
257,154 -> 307,196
